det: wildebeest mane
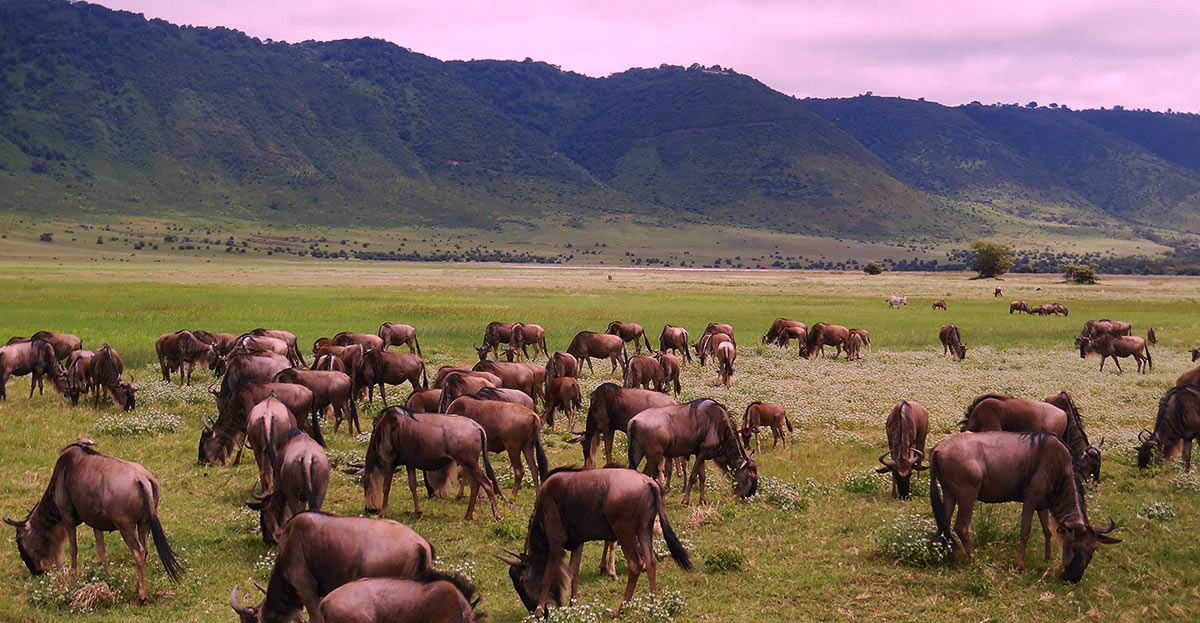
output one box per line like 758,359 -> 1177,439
545,465 -> 585,478
92,344 -> 121,387
959,394 -> 1012,431
414,559 -> 486,618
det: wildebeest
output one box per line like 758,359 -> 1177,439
228,511 -> 433,623
802,322 -> 850,359
627,398 -> 758,504
994,286 -> 1003,297
694,331 -> 732,367
939,324 -> 967,360
1044,391 -> 1104,482
1076,333 -> 1151,374
607,321 -> 653,355
311,353 -> 346,373
1138,385 -> 1200,472
576,383 -> 676,469
378,322 -> 422,355
438,372 -> 498,413
357,407 -> 501,520
235,333 -> 292,361
565,331 -> 626,376
200,382 -> 320,465
875,400 -> 928,499
762,318 -> 806,346
1052,303 -> 1069,316
514,323 -> 549,360
1147,327 -> 1157,345
774,324 -> 808,350
246,394 -> 298,494
543,376 -> 582,432
1010,301 -> 1030,314
214,351 -> 292,414
4,442 -> 183,603
932,299 -> 947,311
64,349 -> 95,405
623,355 -> 664,391
1178,364 -> 1200,386
7,331 -> 82,361
155,330 -> 216,385
193,330 -> 237,357
715,341 -> 736,386
701,323 -> 735,344
476,321 -> 517,360
247,427 -> 330,544
849,328 -> 871,352
446,395 -> 548,499
250,328 -> 305,366
960,394 -> 1067,436
361,349 -> 427,405
333,331 -> 385,351
433,365 -> 500,389
472,360 -> 542,406
0,337 -> 68,400
844,332 -> 863,361
740,401 -> 793,453
887,295 -> 907,309
656,351 -> 682,396
659,325 -> 692,363
316,573 -> 482,623
1080,319 -> 1132,338
497,467 -> 692,617
929,431 -> 1120,582
274,367 -> 358,435
405,388 -> 443,413
91,344 -> 136,411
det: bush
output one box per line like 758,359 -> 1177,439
1139,501 -> 1176,521
39,232 -> 53,242
969,240 -> 1015,278
863,261 -> 883,275
703,546 -> 745,573
876,514 -> 951,567
1063,264 -> 1098,284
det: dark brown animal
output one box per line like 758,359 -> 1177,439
1044,391 -> 1104,482
497,467 -> 691,617
361,349 -> 428,405
715,341 -> 736,386
446,395 -> 548,500
995,286 -> 1003,297
875,401 -> 928,499
357,407 -> 501,520
939,324 -> 967,360
1177,364 -> 1200,386
378,323 -> 422,355
471,386 -> 536,412
200,382 -> 321,465
566,331 -> 626,375
90,344 -> 135,411
740,401 -> 793,453
7,331 -> 83,361
1080,319 -> 1132,338
1052,303 -> 1069,316
702,323 -> 735,344
405,389 -> 443,413
544,376 -> 582,432
960,394 -> 1067,436
1138,385 -> 1200,472
214,351 -> 292,414
193,330 -> 237,357
229,511 -> 433,623
774,325 -> 808,350
274,368 -> 358,434
247,427 -> 330,544
658,325 -> 692,363
0,337 -> 68,400
472,360 -> 541,405
929,431 -> 1120,582
317,574 -> 482,623
802,323 -> 850,359
155,330 -> 216,385
438,372 -> 498,413
246,394 -> 298,494
624,355 -> 665,391
694,331 -> 732,367
850,328 -> 871,352
1010,301 -> 1030,314
627,399 -> 758,505
4,442 -> 182,603
334,331 -> 385,351
311,353 -> 346,373
656,351 -> 682,396
1147,327 -> 1157,345
476,321 -> 517,360
64,349 -> 95,405
762,318 -> 806,346
235,333 -> 292,361
515,323 -> 549,360
250,328 -> 305,366
1077,333 -> 1151,373
607,321 -> 652,355
932,300 -> 947,310
844,332 -> 863,361
577,383 -> 676,469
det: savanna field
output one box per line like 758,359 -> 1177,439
2,259 -> 1200,622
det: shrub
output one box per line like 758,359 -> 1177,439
876,514 -> 951,567
1139,501 -> 1176,521
863,261 -> 884,275
39,232 -> 53,242
969,240 -> 1014,278
703,546 -> 745,573
1063,264 -> 1098,284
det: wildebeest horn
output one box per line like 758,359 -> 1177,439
1095,518 -> 1118,535
1098,436 -> 1105,448
1138,429 -> 1150,442
230,586 -> 254,615
251,489 -> 271,500
877,451 -> 893,466
253,581 -> 268,595
911,448 -> 925,462
2,513 -> 19,527
495,554 -> 521,567
503,548 -> 522,558
341,468 -> 365,477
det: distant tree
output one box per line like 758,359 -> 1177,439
39,232 -> 53,242
969,240 -> 1015,278
1027,101 -> 1038,108
1063,264 -> 1098,284
1015,262 -> 1039,273
863,261 -> 883,275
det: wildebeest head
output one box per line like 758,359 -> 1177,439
229,585 -> 264,623
731,455 -> 758,499
1084,438 -> 1103,481
498,548 -> 569,614
197,418 -> 226,465
210,354 -> 228,375
1058,519 -> 1120,583
246,490 -> 284,545
954,342 -> 968,360
4,513 -> 55,575
115,378 -> 136,411
1136,429 -> 1159,469
474,344 -> 491,361
876,447 -> 926,499
1076,336 -> 1091,358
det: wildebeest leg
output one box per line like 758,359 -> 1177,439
117,523 -> 148,604
640,520 -> 658,595
533,513 -> 567,617
1112,356 -> 1122,373
615,533 -> 644,616
1016,501 -> 1037,571
508,448 -> 525,501
67,524 -> 79,572
378,381 -> 388,406
610,356 -> 620,376
523,443 -> 540,491
603,432 -> 616,468
94,528 -> 110,576
1037,509 -> 1052,561
568,546 -> 585,600
407,467 -> 423,518
600,541 -> 618,580
1183,439 -> 1193,472
754,430 -> 762,455
586,356 -> 595,375
953,497 -> 976,560
682,459 -> 704,506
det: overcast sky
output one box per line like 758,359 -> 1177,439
99,0 -> 1200,112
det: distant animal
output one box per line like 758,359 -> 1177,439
497,467 -> 692,617
887,295 -> 907,309
1077,334 -> 1151,374
875,400 -> 928,499
1051,303 -> 1069,316
624,355 -> 664,391
802,323 -> 850,359
316,573 -> 483,623
932,300 -> 947,311
929,431 -> 1120,582
994,286 -> 1003,297
656,351 -> 682,396
849,328 -> 871,352
543,376 -> 583,432
939,324 -> 967,360
1009,301 -> 1030,314
378,322 -> 422,355
1138,385 -> 1200,472
1031,304 -> 1054,316
740,401 -> 792,453
246,427 -> 330,545
1080,319 -> 1132,338
659,325 -> 692,363
228,511 -> 434,623
565,331 -> 626,376
844,332 -> 863,361
0,337 -> 68,400
476,321 -> 517,360
715,341 -> 736,386
1147,327 -> 1157,345
155,330 -> 216,385
607,321 -> 653,356
90,344 -> 136,411
576,383 -> 675,469
762,318 -> 806,346
4,442 -> 182,603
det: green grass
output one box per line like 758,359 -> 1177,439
0,260 -> 1199,622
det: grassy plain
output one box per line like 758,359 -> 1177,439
0,259 -> 1199,622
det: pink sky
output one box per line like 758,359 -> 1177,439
100,0 -> 1199,112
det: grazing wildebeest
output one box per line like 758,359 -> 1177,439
311,353 -> 346,373
1147,327 -> 1157,345
274,367 -> 358,434
715,341 -> 736,386
607,321 -> 653,355
701,323 -> 735,344
471,386 -> 536,411
405,388 -> 443,413
624,355 -> 664,391
155,330 -> 216,385
91,344 -> 135,411
7,331 -> 82,361
433,366 -> 500,389
497,467 -> 691,617
333,331 -> 385,351
694,331 -> 732,367
544,351 -> 579,380
236,333 -> 292,362
1010,301 -> 1030,314
774,324 -> 808,350
1077,334 -> 1151,374
514,323 -> 549,360
887,295 -> 907,309
193,330 -> 237,358
476,321 -> 517,360
215,352 -> 292,413
929,431 -> 1120,581
566,331 -> 626,376
995,286 -> 1003,297
362,349 -> 427,405
659,325 -> 692,363
378,323 -> 422,355
932,299 -> 947,311
472,360 -> 542,406
64,349 -> 95,405
627,399 -> 758,505
356,407 -> 501,520
1052,303 -> 1069,316
317,573 -> 482,623
740,401 -> 793,453
0,337 -> 68,400
246,394 -> 298,494
802,323 -> 850,359
200,382 -> 320,465
1080,319 -> 1132,338
446,395 -> 548,499
250,328 -> 305,366
544,376 -> 582,432
656,351 -> 682,396
577,384 -> 676,469
438,372 -> 498,413
849,328 -> 871,352
5,442 -> 182,603
1138,385 -> 1200,472
228,511 -> 433,623
762,318 -> 805,346
960,394 -> 1067,436
247,427 -> 330,544
875,400 -> 928,499
844,332 -> 864,361
1044,391 -> 1104,482
939,324 -> 967,360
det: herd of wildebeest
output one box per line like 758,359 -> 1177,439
0,291 -> 1197,622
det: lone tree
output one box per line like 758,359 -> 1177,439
969,240 -> 1014,278
1063,264 -> 1098,284
863,261 -> 884,275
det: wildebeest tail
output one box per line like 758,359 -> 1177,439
642,331 -> 653,353
784,413 -> 794,432
928,451 -> 953,548
304,455 -> 320,510
480,429 -> 503,499
0,350 -> 5,400
652,482 -> 692,571
141,484 -> 183,582
1146,345 -> 1152,371
414,334 -> 423,357
309,401 -> 326,448
421,361 -> 429,390
534,424 -> 549,481
626,420 -> 642,469
673,376 -> 681,396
